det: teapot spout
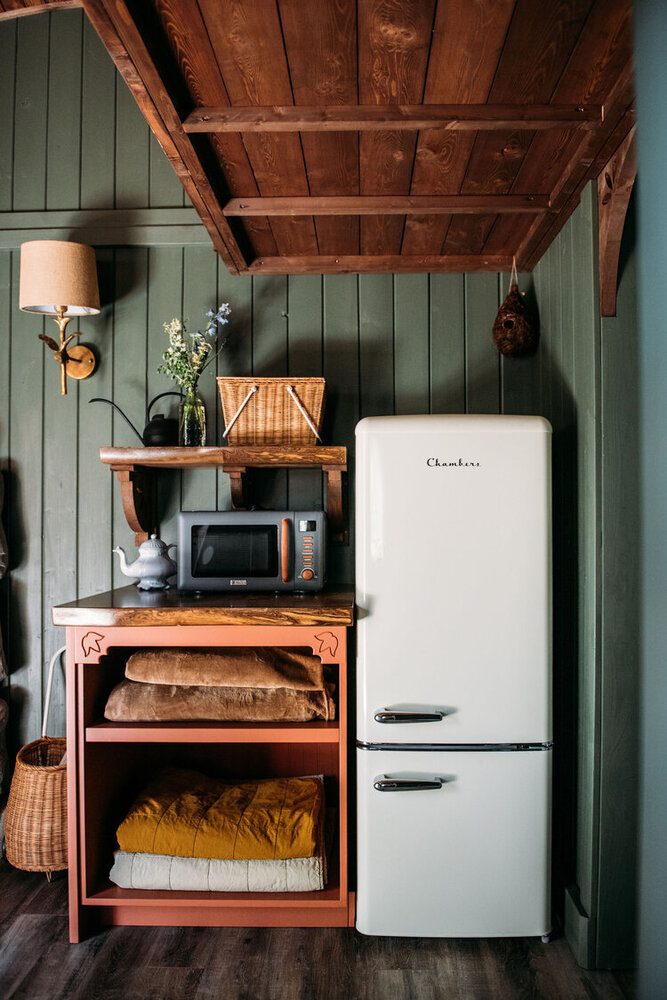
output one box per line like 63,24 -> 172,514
113,545 -> 133,577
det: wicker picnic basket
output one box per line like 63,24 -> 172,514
218,376 -> 325,445
4,648 -> 67,879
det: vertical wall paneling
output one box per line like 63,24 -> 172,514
286,275 -> 324,511
8,255 -> 45,747
430,275 -> 465,415
597,198 -> 639,969
147,246 -> 184,536
80,15 -> 115,211
149,130 -> 185,209
0,21 -> 16,213
499,270 -> 542,416
394,274 -> 430,414
111,248 -> 149,589
216,258 -> 252,509
46,10 -> 83,210
13,16 -> 49,213
0,253 -> 11,713
358,274 -> 394,419
464,273 -> 501,414
323,274 -> 359,584
77,247 -> 114,604
180,245 -> 219,512
114,74 -> 150,209
252,275 -> 289,511
572,182 -> 602,939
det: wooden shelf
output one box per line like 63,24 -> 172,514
85,720 -> 341,743
99,445 -> 348,545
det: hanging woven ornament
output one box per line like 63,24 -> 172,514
492,259 -> 539,357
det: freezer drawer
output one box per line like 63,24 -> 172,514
356,747 -> 551,937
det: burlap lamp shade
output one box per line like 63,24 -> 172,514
19,240 -> 100,316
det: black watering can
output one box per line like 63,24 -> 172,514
90,391 -> 182,446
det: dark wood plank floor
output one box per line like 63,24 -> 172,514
0,861 -> 636,1000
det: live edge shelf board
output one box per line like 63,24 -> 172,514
99,445 -> 348,546
53,586 -> 355,942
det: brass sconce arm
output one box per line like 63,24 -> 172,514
38,307 -> 96,396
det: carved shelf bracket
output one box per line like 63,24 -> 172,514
113,466 -> 157,546
223,466 -> 248,509
598,126 -> 637,318
323,466 -> 347,545
101,446 -> 348,546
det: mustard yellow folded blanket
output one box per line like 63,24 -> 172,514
116,768 -> 323,861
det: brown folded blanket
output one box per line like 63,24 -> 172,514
104,678 -> 336,722
125,647 -> 329,691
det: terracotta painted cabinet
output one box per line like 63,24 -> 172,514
53,587 -> 354,943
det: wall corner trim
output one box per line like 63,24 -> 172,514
564,884 -> 598,969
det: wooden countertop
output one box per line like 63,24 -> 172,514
52,585 -> 355,628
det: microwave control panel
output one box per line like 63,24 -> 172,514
295,516 -> 324,587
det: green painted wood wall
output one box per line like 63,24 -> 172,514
0,8 -> 639,971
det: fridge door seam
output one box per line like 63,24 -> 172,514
357,740 -> 554,752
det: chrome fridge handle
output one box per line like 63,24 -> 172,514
373,777 -> 445,792
374,710 -> 445,724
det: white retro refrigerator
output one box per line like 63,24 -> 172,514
355,414 -> 552,938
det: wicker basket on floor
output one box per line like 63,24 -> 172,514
218,376 -> 325,445
4,647 -> 67,879
5,737 -> 67,877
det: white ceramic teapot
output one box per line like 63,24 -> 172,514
113,534 -> 177,590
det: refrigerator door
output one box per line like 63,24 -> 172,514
356,747 -> 552,937
356,415 -> 552,745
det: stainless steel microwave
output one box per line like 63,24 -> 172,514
176,510 -> 326,592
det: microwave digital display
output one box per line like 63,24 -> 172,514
191,524 -> 279,578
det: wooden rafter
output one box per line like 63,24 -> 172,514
224,196 -> 551,217
183,104 -> 603,134
81,0 -> 249,274
248,255 -> 513,275
598,126 -> 637,317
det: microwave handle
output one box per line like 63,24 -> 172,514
281,517 -> 290,583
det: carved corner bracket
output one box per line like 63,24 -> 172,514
113,465 -> 157,545
598,126 -> 637,318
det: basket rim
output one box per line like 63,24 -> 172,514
216,376 -> 325,384
16,736 -> 66,771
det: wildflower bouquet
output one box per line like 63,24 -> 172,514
157,302 -> 231,445
157,302 -> 231,393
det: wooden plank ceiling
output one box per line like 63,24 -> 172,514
1,0 -> 634,276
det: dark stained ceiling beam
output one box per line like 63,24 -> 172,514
224,195 -> 552,217
183,104 -> 603,134
82,0 -> 249,274
248,255 -> 513,274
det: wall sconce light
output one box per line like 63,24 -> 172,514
19,240 -> 101,396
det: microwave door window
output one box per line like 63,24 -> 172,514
191,525 -> 279,578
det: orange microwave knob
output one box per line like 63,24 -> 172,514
301,568 -> 315,581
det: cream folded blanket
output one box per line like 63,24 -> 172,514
109,849 -> 326,892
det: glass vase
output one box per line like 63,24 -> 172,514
179,387 -> 206,446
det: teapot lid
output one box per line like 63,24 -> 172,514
139,533 -> 169,554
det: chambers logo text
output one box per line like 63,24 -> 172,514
427,457 -> 481,468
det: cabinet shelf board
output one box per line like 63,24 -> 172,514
83,880 -> 343,907
85,720 -> 341,743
